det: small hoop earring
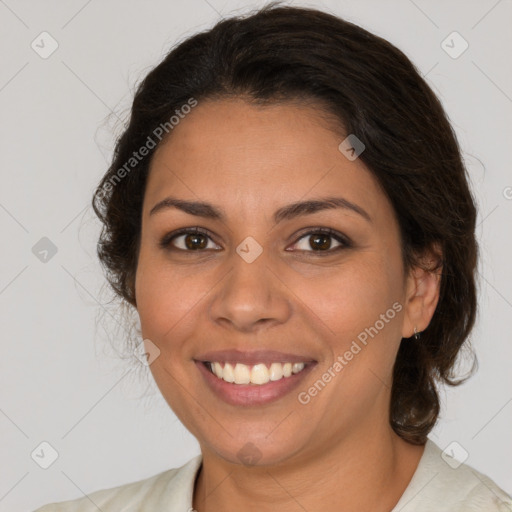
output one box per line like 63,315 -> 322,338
414,326 -> 421,340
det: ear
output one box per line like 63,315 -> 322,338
401,242 -> 443,339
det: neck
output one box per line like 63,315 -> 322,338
192,422 -> 425,512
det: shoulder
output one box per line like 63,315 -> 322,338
394,439 -> 512,512
32,454 -> 202,512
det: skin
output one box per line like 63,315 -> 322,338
134,98 -> 442,512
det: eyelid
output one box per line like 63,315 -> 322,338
159,226 -> 352,253
287,227 -> 351,252
159,226 -> 221,251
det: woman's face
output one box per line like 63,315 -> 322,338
135,98 -> 432,465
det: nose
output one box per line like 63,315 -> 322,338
209,249 -> 291,333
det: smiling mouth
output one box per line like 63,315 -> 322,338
202,360 -> 310,385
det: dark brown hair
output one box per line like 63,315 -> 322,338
92,2 -> 478,444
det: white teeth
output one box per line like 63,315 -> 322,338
292,362 -> 305,374
213,362 -> 223,378
234,363 -> 251,384
222,362 -> 235,383
251,364 -> 269,385
207,361 -> 307,385
269,362 -> 283,381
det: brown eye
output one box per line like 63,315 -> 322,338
309,234 -> 332,250
290,228 -> 351,254
183,233 -> 208,250
159,228 -> 221,252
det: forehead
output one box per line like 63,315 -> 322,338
153,97 -> 344,164
145,98 -> 389,223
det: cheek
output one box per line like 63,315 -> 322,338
305,259 -> 402,339
135,249 -> 202,342
300,263 -> 405,393
302,262 -> 405,413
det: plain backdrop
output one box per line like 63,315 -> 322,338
0,0 -> 511,510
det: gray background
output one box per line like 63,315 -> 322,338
0,0 -> 511,510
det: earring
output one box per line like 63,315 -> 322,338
414,326 -> 421,340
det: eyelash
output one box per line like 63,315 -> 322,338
158,226 -> 352,255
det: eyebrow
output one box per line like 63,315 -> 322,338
149,196 -> 372,224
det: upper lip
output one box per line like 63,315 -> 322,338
194,349 -> 317,366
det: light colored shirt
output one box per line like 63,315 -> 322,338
33,438 -> 512,511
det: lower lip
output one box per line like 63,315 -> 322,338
195,360 -> 316,406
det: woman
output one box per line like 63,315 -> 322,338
35,3 -> 512,511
